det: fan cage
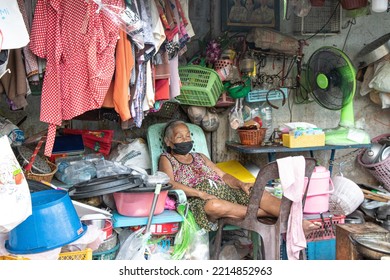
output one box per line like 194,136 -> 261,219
307,48 -> 356,111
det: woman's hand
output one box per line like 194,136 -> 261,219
240,182 -> 253,195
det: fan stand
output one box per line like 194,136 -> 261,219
324,101 -> 370,145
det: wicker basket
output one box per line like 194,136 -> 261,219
24,160 -> 58,183
237,128 -> 266,146
357,133 -> 390,191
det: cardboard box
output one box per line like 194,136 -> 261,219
282,133 -> 325,148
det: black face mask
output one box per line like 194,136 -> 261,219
172,141 -> 194,155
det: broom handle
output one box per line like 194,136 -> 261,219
24,136 -> 46,172
145,183 -> 162,233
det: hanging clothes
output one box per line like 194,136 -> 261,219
0,48 -> 29,110
179,0 -> 195,38
17,0 -> 40,82
102,29 -> 134,122
150,0 -> 166,53
131,62 -> 147,127
29,0 -> 123,156
124,0 -> 145,50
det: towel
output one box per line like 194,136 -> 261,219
276,156 -> 306,260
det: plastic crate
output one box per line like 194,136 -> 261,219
0,248 -> 93,260
280,238 -> 336,260
0,255 -> 29,260
282,133 -> 325,148
305,215 -> 345,242
245,87 -> 288,103
92,243 -> 119,260
58,248 -> 93,260
149,101 -> 181,119
176,65 -> 223,107
306,239 -> 336,260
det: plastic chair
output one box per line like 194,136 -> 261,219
211,158 -> 317,260
147,122 -> 210,175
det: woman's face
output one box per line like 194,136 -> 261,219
168,123 -> 192,146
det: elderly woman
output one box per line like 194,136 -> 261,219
158,120 -> 320,232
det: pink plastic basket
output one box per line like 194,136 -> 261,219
113,190 -> 168,217
357,133 -> 390,191
305,215 -> 345,242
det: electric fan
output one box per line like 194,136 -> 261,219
306,46 -> 370,145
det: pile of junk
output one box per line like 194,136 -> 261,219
345,133 -> 390,260
0,129 -> 205,260
0,166 -> 182,260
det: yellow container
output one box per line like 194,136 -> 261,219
58,248 -> 93,260
216,160 -> 256,183
282,133 -> 325,148
0,248 -> 93,260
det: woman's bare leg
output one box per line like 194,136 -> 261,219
204,199 -> 248,221
258,190 -> 281,217
204,199 -> 274,221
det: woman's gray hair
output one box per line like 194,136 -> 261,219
163,120 -> 186,141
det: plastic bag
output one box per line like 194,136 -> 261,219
93,0 -> 145,49
0,136 -> 32,233
229,99 -> 244,130
94,159 -> 132,178
369,61 -> 390,92
0,116 -> 24,146
201,110 -> 220,132
115,227 -> 151,260
109,138 -> 152,170
55,160 -> 97,185
0,0 -> 29,49
293,0 -> 312,17
171,204 -> 209,260
187,228 -> 210,260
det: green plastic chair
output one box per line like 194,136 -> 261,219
147,122 -> 249,255
147,122 -> 210,175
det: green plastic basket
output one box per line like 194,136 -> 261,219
176,65 -> 223,107
92,243 -> 119,260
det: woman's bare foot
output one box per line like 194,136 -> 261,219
302,220 -> 322,236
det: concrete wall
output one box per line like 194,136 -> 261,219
208,0 -> 390,186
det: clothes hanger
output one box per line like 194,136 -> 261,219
0,69 -> 10,79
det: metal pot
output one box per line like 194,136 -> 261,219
380,146 -> 390,162
361,143 -> 385,164
356,33 -> 390,69
349,232 -> 390,260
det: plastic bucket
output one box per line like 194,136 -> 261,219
303,166 -> 334,214
5,189 -> 87,254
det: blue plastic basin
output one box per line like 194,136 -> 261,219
5,189 -> 87,254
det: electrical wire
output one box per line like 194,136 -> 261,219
305,2 -> 341,41
341,18 -> 356,52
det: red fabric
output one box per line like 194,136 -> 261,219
62,128 -> 114,156
154,78 -> 170,100
29,0 -> 123,157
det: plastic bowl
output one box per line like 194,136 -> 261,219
5,189 -> 87,254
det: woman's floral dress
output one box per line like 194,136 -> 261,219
161,152 -> 249,231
